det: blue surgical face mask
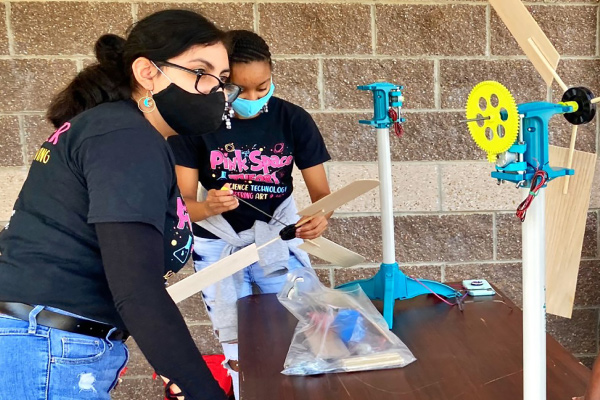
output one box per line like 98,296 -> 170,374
232,81 -> 275,118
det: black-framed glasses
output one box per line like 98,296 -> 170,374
154,60 -> 241,103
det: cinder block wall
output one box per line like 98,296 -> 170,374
0,1 -> 599,396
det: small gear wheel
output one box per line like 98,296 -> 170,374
465,81 -> 519,162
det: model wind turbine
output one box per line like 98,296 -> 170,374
167,179 -> 379,304
463,1 -> 598,399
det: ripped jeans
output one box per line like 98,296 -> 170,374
194,237 -> 306,399
0,306 -> 128,400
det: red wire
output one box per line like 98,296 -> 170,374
515,169 -> 548,222
408,275 -> 466,307
388,108 -> 404,137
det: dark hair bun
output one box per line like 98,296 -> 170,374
95,34 -> 125,70
226,30 -> 271,65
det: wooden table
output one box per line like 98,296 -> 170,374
238,288 -> 591,400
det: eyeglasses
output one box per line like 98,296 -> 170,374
154,61 -> 241,103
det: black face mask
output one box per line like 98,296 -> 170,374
153,83 -> 226,136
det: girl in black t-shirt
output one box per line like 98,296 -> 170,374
0,10 -> 235,400
169,30 -> 332,399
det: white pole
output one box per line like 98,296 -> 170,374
377,127 -> 395,264
521,188 -> 546,400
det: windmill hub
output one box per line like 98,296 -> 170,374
561,87 -> 596,125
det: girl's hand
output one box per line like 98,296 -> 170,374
296,215 -> 328,240
160,376 -> 184,400
205,185 -> 238,216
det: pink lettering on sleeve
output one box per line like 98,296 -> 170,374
47,122 -> 71,145
176,197 -> 192,231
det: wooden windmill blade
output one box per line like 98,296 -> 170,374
167,243 -> 260,304
545,146 -> 597,318
298,236 -> 365,268
489,0 -> 562,88
295,179 -> 378,267
297,179 -> 379,218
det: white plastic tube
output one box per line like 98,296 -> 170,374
377,128 -> 395,265
521,188 -> 546,400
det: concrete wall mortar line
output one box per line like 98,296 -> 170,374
253,2 -> 259,33
597,210 -> 600,259
485,4 -> 490,58
5,2 -> 14,56
597,108 -> 600,155
273,55 -> 598,61
331,210 -> 502,217
0,111 -> 46,117
370,4 -> 376,56
308,108 -> 481,113
433,59 -> 441,109
16,115 -> 26,166
596,4 -> 600,57
3,0 -> 595,4
437,163 -> 443,212
131,2 -> 138,23
318,58 -> 325,110
492,212 -> 497,261
0,54 -> 594,62
324,160 -> 489,166
597,308 -> 600,354
186,321 -> 214,327
324,259 -> 523,268
0,55 -> 95,60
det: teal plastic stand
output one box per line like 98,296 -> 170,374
337,263 -> 459,329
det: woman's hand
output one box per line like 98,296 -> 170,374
296,215 -> 328,240
204,185 -> 238,217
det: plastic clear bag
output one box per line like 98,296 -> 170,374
277,268 -> 416,375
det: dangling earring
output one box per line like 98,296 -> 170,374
223,101 -> 234,129
262,103 -> 269,114
137,91 -> 156,114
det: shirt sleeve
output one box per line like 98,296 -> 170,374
167,135 -> 204,169
291,108 -> 331,170
96,222 -> 227,400
77,129 -> 172,234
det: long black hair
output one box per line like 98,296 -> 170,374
225,30 -> 272,67
47,9 -> 224,128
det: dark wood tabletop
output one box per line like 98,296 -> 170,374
238,287 -> 591,400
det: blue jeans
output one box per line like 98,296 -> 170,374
0,306 -> 129,399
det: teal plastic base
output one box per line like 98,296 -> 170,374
336,263 -> 459,329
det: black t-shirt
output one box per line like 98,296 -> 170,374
168,97 -> 330,238
0,100 -> 193,328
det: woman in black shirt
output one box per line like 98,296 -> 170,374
0,9 -> 236,400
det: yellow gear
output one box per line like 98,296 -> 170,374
465,81 -> 519,162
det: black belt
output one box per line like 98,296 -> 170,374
0,302 -> 129,341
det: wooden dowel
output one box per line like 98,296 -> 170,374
562,125 -> 578,195
527,37 -> 568,92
